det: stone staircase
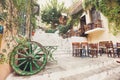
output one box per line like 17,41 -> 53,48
59,62 -> 120,80
50,56 -> 120,80
103,72 -> 120,80
6,54 -> 120,80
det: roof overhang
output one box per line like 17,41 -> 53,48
69,0 -> 83,15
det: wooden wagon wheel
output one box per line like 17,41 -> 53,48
10,41 -> 47,75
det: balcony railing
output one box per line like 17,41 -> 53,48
62,20 -> 104,38
84,20 -> 105,34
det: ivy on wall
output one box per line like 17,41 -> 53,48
0,0 -> 6,9
0,0 -> 39,64
72,10 -> 83,26
13,0 -> 39,32
82,0 -> 120,35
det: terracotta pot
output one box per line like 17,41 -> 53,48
32,31 -> 35,36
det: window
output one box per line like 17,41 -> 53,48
90,7 -> 101,22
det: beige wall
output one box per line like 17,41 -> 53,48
83,11 -> 120,44
116,33 -> 120,41
0,22 -> 16,80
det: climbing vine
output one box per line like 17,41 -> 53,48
72,10 -> 83,26
0,0 -> 6,9
0,0 -> 39,64
12,0 -> 39,35
82,0 -> 120,35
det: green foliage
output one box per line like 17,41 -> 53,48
41,0 -> 66,28
0,0 -> 6,9
0,14 -> 5,21
13,0 -> 38,31
45,29 -> 57,33
59,25 -> 68,34
31,14 -> 37,30
57,10 -> 83,35
0,0 -> 7,20
13,0 -> 28,11
72,10 -> 83,26
82,0 -> 94,10
41,7 -> 61,25
0,54 -> 6,64
58,19 -> 73,35
82,0 -> 120,35
14,36 -> 28,45
41,0 -> 75,36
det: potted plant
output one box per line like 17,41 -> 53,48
32,30 -> 35,36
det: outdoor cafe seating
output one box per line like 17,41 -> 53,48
72,42 -> 81,57
72,42 -> 99,58
106,41 -> 115,57
81,42 -> 88,57
72,42 -> 89,57
117,42 -> 120,57
99,41 -> 107,56
72,41 -> 120,58
99,41 -> 109,56
88,43 -> 98,58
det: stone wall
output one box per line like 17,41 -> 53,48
32,29 -> 87,55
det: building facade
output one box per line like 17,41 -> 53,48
70,0 -> 120,44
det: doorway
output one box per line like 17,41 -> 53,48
80,15 -> 87,36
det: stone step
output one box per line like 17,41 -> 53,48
6,55 -> 118,80
59,62 -> 120,80
47,59 -> 117,80
57,56 -> 115,70
83,63 -> 120,80
103,70 -> 120,80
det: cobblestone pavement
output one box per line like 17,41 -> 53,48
6,54 -> 120,80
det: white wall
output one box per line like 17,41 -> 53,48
32,29 -> 87,54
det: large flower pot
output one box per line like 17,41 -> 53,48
32,31 -> 35,36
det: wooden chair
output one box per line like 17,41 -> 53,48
81,42 -> 88,57
106,41 -> 115,57
72,42 -> 81,57
88,43 -> 98,58
116,42 -> 120,57
99,41 -> 109,56
99,42 -> 104,56
99,41 -> 108,56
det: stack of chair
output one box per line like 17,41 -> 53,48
88,43 -> 98,58
106,41 -> 115,57
117,42 -> 120,57
72,42 -> 81,57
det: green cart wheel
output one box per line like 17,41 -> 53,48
10,41 -> 47,76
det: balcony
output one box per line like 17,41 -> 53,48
84,20 -> 105,34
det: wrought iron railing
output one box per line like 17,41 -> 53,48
84,20 -> 103,32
